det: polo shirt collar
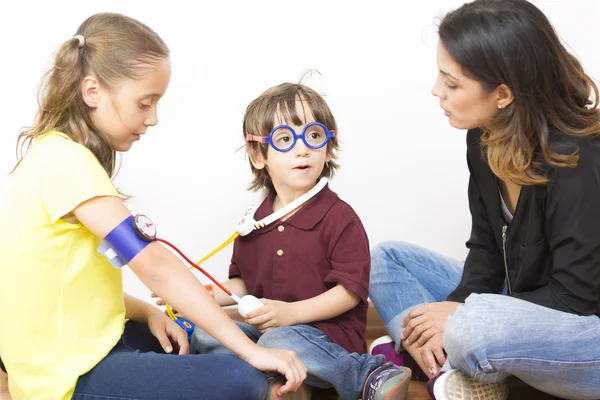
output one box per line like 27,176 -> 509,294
253,184 -> 338,233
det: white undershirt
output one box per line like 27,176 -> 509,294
498,187 -> 514,223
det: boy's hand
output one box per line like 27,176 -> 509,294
245,299 -> 296,332
150,292 -> 178,315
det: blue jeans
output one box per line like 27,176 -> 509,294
191,322 -> 384,400
369,241 -> 600,400
73,321 -> 267,400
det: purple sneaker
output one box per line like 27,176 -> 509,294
370,335 -> 428,381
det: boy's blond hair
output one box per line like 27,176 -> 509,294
243,83 -> 340,191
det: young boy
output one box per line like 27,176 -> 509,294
191,82 -> 411,400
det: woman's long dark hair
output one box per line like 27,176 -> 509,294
440,0 -> 600,185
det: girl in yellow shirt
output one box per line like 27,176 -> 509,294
0,12 -> 306,400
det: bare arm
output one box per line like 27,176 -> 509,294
291,284 -> 359,324
73,195 -> 307,393
74,196 -> 257,357
214,277 -> 247,306
152,277 -> 247,309
124,293 -> 155,323
246,283 -> 360,330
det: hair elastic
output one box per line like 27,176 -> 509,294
74,34 -> 85,48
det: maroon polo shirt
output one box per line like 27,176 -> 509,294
229,185 -> 370,354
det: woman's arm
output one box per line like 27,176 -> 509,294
446,130 -> 507,302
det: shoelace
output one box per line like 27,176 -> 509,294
366,365 -> 397,400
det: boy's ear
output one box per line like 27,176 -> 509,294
247,144 -> 266,170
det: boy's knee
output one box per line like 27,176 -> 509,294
257,327 -> 296,349
190,327 -> 219,354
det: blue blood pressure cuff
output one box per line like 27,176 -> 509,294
97,214 -> 157,268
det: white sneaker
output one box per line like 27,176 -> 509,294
433,369 -> 509,400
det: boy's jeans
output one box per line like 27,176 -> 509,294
192,322 -> 384,400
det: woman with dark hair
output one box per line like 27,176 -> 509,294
368,1 -> 600,399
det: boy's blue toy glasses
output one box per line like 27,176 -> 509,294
246,122 -> 336,152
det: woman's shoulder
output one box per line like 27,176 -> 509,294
548,130 -> 600,163
466,128 -> 484,147
545,131 -> 600,184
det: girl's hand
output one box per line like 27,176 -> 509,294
243,347 -> 307,396
146,307 -> 190,355
401,301 -> 460,348
245,299 -> 296,332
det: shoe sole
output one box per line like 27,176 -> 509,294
375,371 -> 411,400
433,370 -> 509,400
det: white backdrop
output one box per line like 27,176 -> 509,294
1,1 -> 598,302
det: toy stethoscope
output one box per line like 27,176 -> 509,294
156,178 -> 329,337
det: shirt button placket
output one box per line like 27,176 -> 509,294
276,225 -> 285,256
273,224 -> 286,297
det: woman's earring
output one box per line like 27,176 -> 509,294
498,104 -> 503,109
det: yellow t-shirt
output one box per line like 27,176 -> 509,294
0,131 -> 126,399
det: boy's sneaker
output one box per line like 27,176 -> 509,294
265,376 -> 311,400
362,362 -> 411,400
428,369 -> 508,400
370,335 -> 428,381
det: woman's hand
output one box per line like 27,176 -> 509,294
419,331 -> 446,376
401,301 -> 460,348
146,307 -> 190,355
243,347 -> 307,396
